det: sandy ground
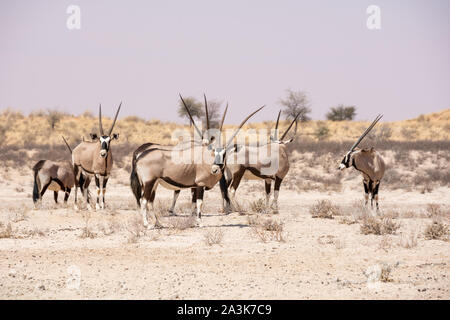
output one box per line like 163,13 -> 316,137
0,167 -> 449,300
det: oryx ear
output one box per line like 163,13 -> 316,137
90,133 -> 98,140
112,133 -> 119,140
282,138 -> 294,144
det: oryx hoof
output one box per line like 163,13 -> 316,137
95,203 -> 100,211
168,210 -> 176,216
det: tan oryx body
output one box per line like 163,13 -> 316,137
223,111 -> 300,212
32,160 -> 75,205
130,94 -> 263,228
72,103 -> 121,210
339,115 -> 386,210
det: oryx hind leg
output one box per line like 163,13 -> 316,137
53,191 -> 58,204
265,179 -> 272,208
169,190 -> 180,216
190,188 -> 197,216
142,179 -> 162,229
64,188 -> 71,204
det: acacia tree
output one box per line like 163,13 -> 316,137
279,89 -> 311,123
326,105 -> 356,121
177,96 -> 205,125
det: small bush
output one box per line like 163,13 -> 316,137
399,232 -> 418,248
203,228 -> 224,246
360,216 -> 400,235
310,200 -> 340,219
426,203 -> 442,218
326,105 -> 356,121
313,123 -> 330,141
0,222 -> 13,238
250,198 -> 266,214
249,218 -> 285,242
424,220 -> 448,241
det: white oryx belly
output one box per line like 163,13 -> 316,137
48,181 -> 61,191
158,178 -> 182,191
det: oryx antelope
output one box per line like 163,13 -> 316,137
338,114 -> 386,210
130,96 -> 232,216
32,138 -> 75,205
72,103 -> 121,210
222,111 -> 300,212
130,94 -> 263,228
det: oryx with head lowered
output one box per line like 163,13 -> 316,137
72,103 -> 121,210
130,94 -> 263,228
32,138 -> 75,206
222,111 -> 300,212
338,114 -> 386,210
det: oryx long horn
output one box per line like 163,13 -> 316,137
349,114 -> 383,151
218,103 -> 228,145
225,105 -> 265,148
179,94 -> 203,139
280,112 -> 300,141
61,136 -> 72,154
274,110 -> 281,140
204,94 -> 210,131
99,104 -> 104,136
219,103 -> 228,132
108,102 -> 122,136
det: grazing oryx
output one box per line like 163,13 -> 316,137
32,139 -> 75,205
72,103 -> 121,210
130,94 -> 263,228
222,111 -> 300,212
338,114 -> 386,210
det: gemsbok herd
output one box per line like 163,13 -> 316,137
32,95 -> 385,228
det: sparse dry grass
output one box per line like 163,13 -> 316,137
169,215 -> 197,231
399,231 -> 418,249
310,200 -> 341,219
203,228 -> 224,246
249,216 -> 285,243
360,216 -> 400,235
125,215 -> 145,243
249,198 -> 267,214
424,220 -> 448,241
79,211 -> 96,239
0,222 -> 13,238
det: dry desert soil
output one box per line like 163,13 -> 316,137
0,166 -> 449,300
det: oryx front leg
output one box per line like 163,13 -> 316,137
265,179 -> 272,208
195,187 -> 205,224
363,180 -> 370,206
272,177 -> 282,213
373,181 -> 380,212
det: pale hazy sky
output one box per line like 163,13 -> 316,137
1,0 -> 449,123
